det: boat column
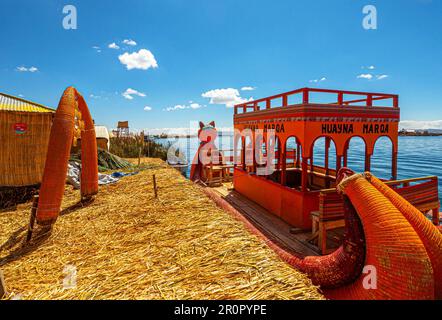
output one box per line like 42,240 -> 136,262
281,142 -> 287,186
392,151 -> 398,180
301,156 -> 308,191
365,153 -> 372,172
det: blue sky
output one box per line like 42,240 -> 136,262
1,0 -> 442,133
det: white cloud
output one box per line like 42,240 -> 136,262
165,105 -> 187,111
118,49 -> 158,70
89,94 -> 101,99
123,39 -> 137,46
92,46 -> 101,53
201,88 -> 252,108
122,88 -> 146,100
144,106 -> 152,111
241,86 -> 256,91
164,102 -> 205,111
16,66 -> 38,73
357,73 -> 373,80
108,42 -> 120,50
309,77 -> 327,83
376,74 -> 389,80
400,120 -> 442,130
190,103 -> 203,109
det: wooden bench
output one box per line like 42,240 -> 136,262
310,176 -> 440,255
310,191 -> 346,254
387,177 -> 440,224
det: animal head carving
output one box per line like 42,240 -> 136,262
198,121 -> 217,143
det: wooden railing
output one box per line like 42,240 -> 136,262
318,175 -> 440,225
234,87 -> 399,115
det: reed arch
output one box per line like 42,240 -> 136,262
36,87 -> 98,226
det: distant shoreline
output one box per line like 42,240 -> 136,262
399,132 -> 442,137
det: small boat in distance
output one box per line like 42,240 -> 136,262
190,87 -> 442,300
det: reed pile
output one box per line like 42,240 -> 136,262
70,148 -> 134,172
0,158 -> 323,300
110,136 -> 170,160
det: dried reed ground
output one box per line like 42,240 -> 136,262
0,158 -> 324,300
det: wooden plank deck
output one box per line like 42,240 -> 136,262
212,183 -> 343,258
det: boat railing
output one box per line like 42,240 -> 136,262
320,175 -> 438,194
234,87 -> 399,115
319,175 -> 440,222
311,175 -> 440,254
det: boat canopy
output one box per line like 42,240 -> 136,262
233,87 -> 400,192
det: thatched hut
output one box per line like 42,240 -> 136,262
95,125 -> 110,151
71,125 -> 110,152
0,93 -> 54,187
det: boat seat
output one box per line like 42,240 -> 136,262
309,191 -> 346,255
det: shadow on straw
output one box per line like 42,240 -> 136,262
0,198 -> 94,266
0,226 -> 52,267
59,197 -> 95,217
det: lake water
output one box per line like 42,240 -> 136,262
157,135 -> 442,199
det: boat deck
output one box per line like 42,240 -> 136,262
212,183 -> 344,258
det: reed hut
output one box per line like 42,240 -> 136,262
0,93 -> 54,187
71,125 -> 111,153
95,125 -> 110,151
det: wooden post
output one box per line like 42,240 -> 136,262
242,137 -> 246,171
343,142 -> 349,168
366,94 -> 373,107
392,151 -> 398,180
281,144 -> 287,186
138,131 -> 144,166
337,92 -> 344,105
282,95 -> 288,107
336,155 -> 342,173
365,153 -> 372,172
266,99 -> 271,109
302,88 -> 309,104
301,156 -> 308,192
152,174 -> 158,198
325,137 -> 330,175
325,137 -> 330,188
296,142 -> 301,168
0,269 -> 6,299
26,195 -> 39,243
252,133 -> 257,173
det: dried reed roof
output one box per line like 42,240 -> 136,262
94,126 -> 110,141
0,92 -> 54,113
0,158 -> 323,300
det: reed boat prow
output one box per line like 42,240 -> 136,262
191,88 -> 442,300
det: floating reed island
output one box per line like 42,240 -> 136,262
0,158 -> 323,300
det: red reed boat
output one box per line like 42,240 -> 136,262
190,87 -> 442,300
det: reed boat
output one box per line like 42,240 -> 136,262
190,88 -> 442,300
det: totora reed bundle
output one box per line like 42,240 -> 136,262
0,158 -> 323,300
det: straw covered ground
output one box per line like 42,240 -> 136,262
0,158 -> 324,300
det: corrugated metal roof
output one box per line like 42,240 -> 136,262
0,92 -> 55,113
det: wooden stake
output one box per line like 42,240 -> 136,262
0,269 -> 6,299
152,174 -> 158,198
138,147 -> 142,166
138,131 -> 144,166
26,195 -> 39,243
